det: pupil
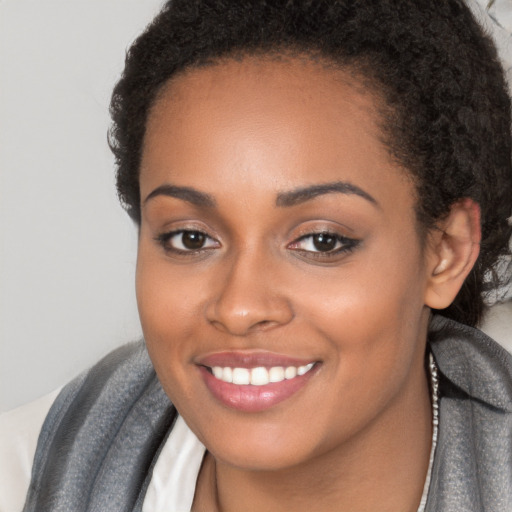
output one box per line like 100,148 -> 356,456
313,233 -> 336,252
182,231 -> 205,250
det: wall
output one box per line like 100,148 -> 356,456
0,0 -> 164,412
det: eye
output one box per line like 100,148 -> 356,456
288,232 -> 359,257
155,230 -> 220,254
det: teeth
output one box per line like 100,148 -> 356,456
251,367 -> 269,386
269,366 -> 285,383
298,363 -> 314,375
232,368 -> 250,385
222,367 -> 233,383
285,366 -> 297,379
210,363 -> 315,385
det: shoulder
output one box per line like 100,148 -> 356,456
23,341 -> 177,511
0,389 -> 60,512
0,341 -> 175,512
429,314 -> 512,411
427,315 -> 512,510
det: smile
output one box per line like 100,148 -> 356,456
197,353 -> 320,412
209,363 -> 315,385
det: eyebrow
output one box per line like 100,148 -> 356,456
275,181 -> 378,208
143,180 -> 378,210
144,184 -> 216,208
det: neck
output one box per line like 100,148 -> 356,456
193,355 -> 433,512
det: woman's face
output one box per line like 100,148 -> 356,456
137,57 -> 433,470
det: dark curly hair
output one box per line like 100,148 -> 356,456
109,0 -> 512,327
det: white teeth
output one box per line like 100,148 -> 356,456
209,363 -> 315,385
222,367 -> 233,383
285,366 -> 297,379
268,366 -> 285,383
232,368 -> 250,385
297,363 -> 314,376
251,367 -> 270,386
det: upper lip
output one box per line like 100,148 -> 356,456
197,351 -> 318,369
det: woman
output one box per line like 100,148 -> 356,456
3,0 -> 512,511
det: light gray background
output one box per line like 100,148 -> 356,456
0,0 -> 164,412
1,0 -> 511,413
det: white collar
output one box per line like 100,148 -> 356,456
143,415 -> 206,512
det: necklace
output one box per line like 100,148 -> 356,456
416,351 -> 440,512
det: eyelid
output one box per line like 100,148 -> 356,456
155,228 -> 221,255
289,233 -> 342,252
287,230 -> 360,259
289,232 -> 355,249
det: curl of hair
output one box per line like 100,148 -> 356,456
109,0 -> 512,327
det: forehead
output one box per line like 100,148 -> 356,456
145,56 -> 383,149
140,56 -> 414,212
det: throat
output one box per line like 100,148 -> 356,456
191,451 -> 219,512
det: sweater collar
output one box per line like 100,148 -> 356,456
429,315 -> 512,412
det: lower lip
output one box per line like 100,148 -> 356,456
199,365 -> 318,412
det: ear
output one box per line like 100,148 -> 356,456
424,199 -> 481,310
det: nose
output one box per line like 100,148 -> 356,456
205,250 -> 294,336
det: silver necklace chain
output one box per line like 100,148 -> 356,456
417,352 -> 440,512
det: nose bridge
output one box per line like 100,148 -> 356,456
206,245 -> 293,335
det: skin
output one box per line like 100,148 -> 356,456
136,57 -> 477,511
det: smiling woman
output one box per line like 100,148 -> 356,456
137,60 -> 438,505
2,0 -> 512,511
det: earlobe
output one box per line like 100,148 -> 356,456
424,199 -> 481,310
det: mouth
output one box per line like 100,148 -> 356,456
197,353 -> 320,412
206,363 -> 315,385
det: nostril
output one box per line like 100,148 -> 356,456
208,318 -> 272,335
252,320 -> 273,331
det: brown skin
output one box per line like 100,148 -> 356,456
136,57 -> 480,512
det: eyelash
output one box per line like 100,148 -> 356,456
155,230 -> 219,255
154,229 -> 360,260
287,232 -> 360,259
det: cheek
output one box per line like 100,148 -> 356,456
137,241 -> 198,333
298,233 -> 426,329
294,231 -> 427,383
135,246 -> 197,382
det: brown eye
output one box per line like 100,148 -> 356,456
181,231 -> 206,250
156,229 -> 220,253
288,231 -> 359,259
312,233 -> 337,252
